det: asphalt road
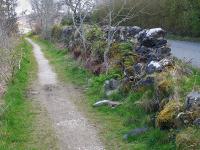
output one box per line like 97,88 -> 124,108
169,40 -> 200,67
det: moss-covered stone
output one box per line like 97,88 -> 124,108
156,100 -> 183,129
158,80 -> 173,96
155,71 -> 174,99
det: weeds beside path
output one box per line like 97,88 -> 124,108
0,39 -> 59,150
0,39 -> 36,149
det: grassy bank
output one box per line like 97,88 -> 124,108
32,36 -> 182,150
0,39 -> 37,149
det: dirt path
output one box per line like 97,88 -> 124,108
26,38 -> 104,150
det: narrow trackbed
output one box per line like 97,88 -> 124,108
26,38 -> 104,150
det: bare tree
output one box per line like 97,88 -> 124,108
0,0 -> 17,46
101,0 -> 147,72
62,0 -> 95,52
62,0 -> 147,72
0,0 -> 19,85
30,0 -> 61,39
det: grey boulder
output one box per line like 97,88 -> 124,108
156,46 -> 171,59
134,63 -> 146,77
146,61 -> 162,74
127,26 -> 142,37
146,58 -> 173,74
137,28 -> 166,48
185,92 -> 200,110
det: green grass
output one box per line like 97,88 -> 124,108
32,37 -> 178,150
0,39 -> 37,150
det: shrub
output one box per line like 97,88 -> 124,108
61,15 -> 73,26
119,42 -> 133,53
91,40 -> 107,61
85,25 -> 104,41
51,25 -> 62,40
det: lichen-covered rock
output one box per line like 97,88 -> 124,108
146,58 -> 172,74
103,25 -> 142,42
185,92 -> 200,111
135,45 -> 151,56
155,46 -> 171,59
153,39 -> 168,48
135,49 -> 171,63
126,26 -> 143,38
133,63 -> 146,77
175,112 -> 194,128
137,28 -> 166,48
159,58 -> 173,68
146,61 -> 162,74
176,127 -> 200,150
149,48 -> 171,63
174,109 -> 200,128
159,98 -> 170,110
156,100 -> 183,129
137,28 -> 166,39
146,28 -> 166,38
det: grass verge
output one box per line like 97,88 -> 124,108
32,36 -> 181,150
0,38 -> 36,149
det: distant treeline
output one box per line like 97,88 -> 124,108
92,0 -> 200,37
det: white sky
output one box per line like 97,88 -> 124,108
16,0 -> 32,15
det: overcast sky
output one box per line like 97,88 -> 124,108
16,0 -> 32,15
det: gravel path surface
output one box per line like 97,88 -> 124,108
26,38 -> 104,150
